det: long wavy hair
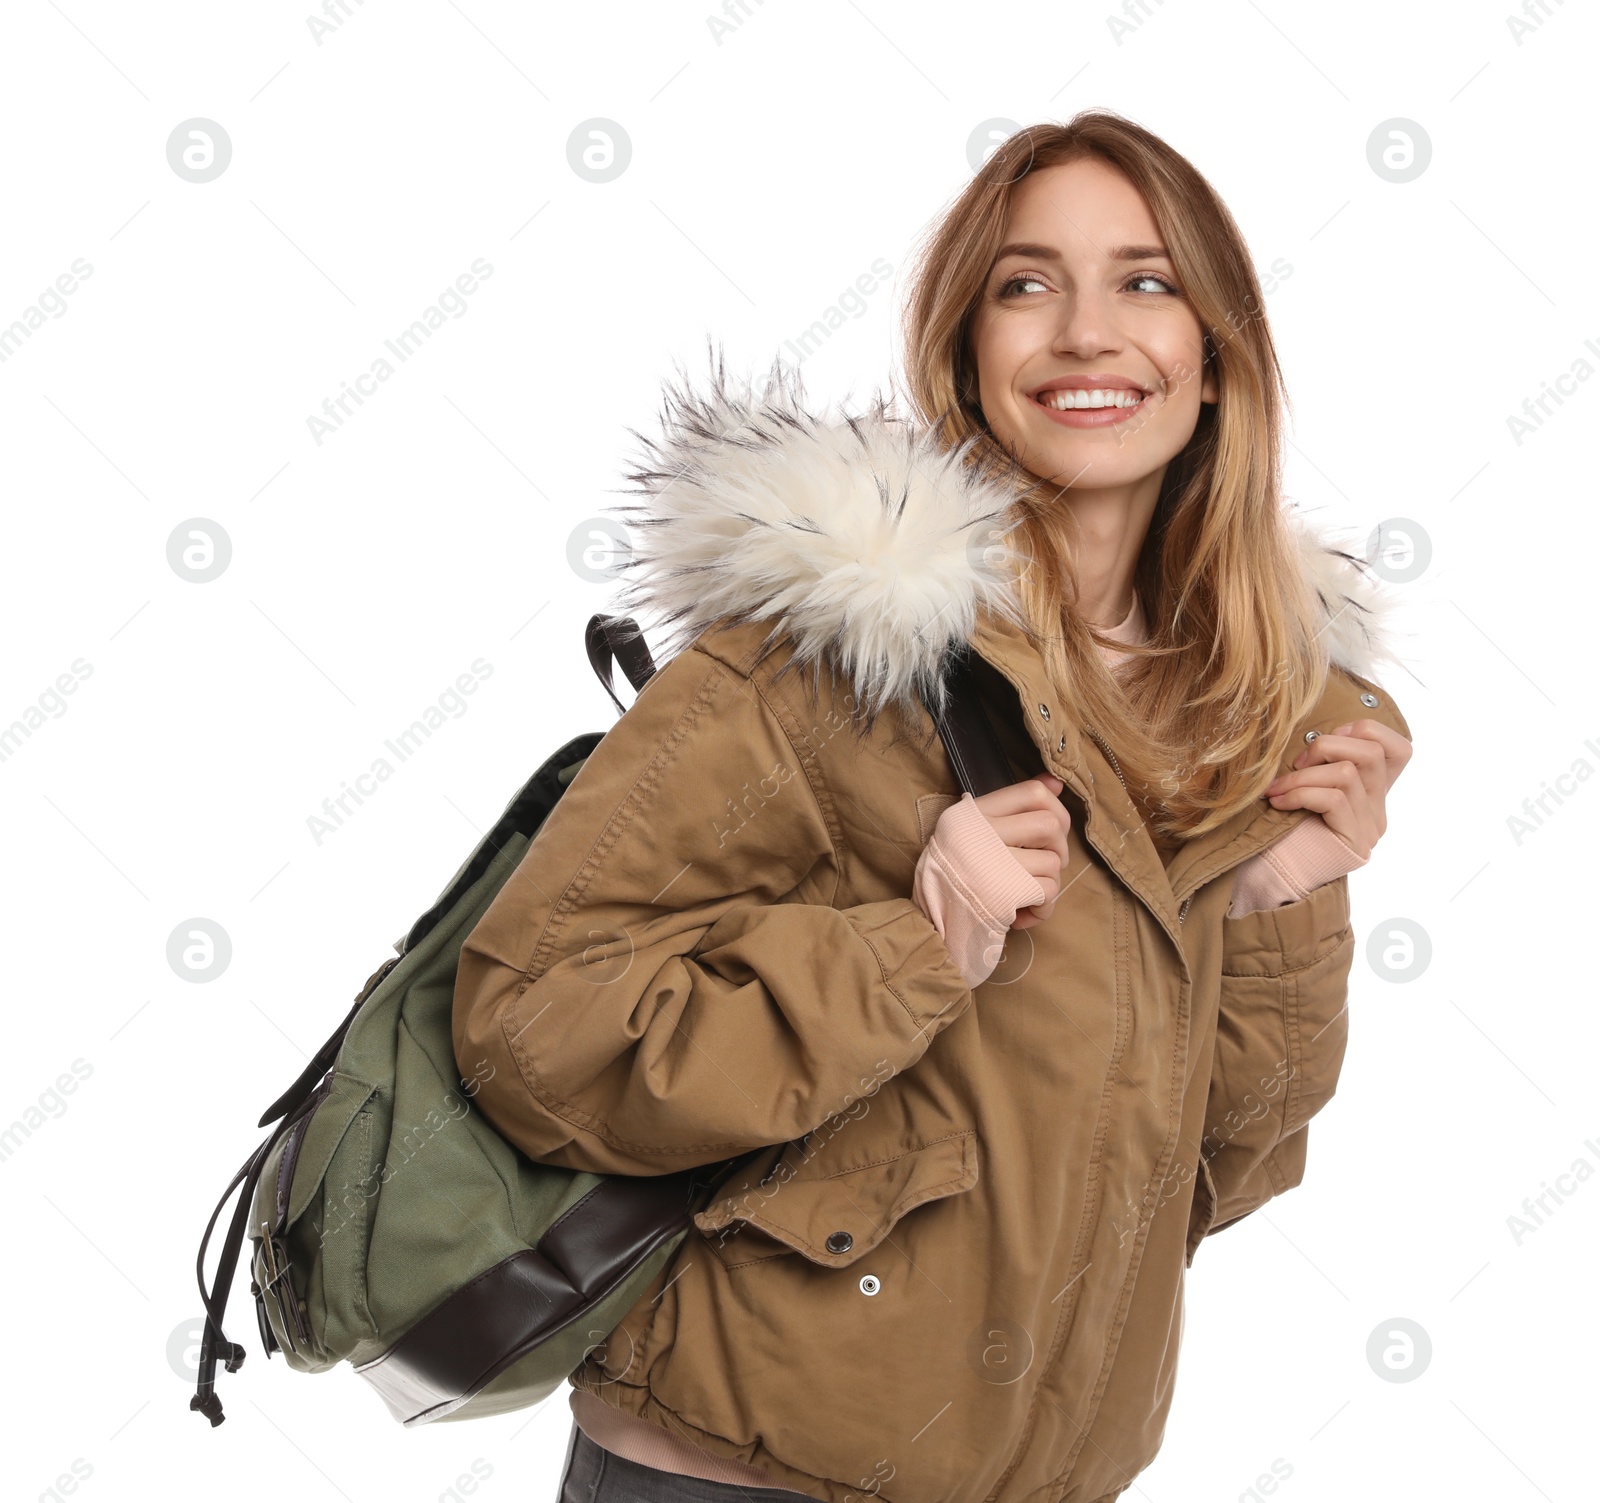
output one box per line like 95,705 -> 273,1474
899,109 -> 1333,845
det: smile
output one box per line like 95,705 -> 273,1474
1032,387 -> 1150,429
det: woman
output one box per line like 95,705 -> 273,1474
452,110 -> 1415,1503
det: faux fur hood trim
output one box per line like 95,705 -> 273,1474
603,352 -> 1405,721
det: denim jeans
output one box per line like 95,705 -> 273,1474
555,1421 -> 820,1503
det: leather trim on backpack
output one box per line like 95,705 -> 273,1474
352,1157 -> 740,1426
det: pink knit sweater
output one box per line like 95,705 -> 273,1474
567,594 -> 1366,1481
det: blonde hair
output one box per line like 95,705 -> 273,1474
899,109 -> 1334,843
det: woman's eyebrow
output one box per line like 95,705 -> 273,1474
992,241 -> 1172,264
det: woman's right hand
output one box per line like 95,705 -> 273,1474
970,773 -> 1072,929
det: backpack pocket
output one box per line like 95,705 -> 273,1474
250,1069 -> 379,1370
692,1129 -> 979,1270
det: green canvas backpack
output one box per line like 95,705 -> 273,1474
189,614 -> 1011,1430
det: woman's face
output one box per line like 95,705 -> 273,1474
969,156 -> 1217,493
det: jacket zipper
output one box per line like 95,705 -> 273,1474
1085,724 -> 1191,927
1083,725 -> 1127,792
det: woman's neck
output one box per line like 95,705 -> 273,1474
1036,481 -> 1161,628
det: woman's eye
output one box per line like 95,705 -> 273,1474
998,273 -> 1049,298
1127,272 -> 1178,295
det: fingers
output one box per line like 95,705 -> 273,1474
1015,890 -> 1062,928
972,773 -> 1065,818
1262,763 -> 1380,856
974,777 -> 1072,858
1270,731 -> 1386,807
987,787 -> 1069,928
1267,759 -> 1366,809
1259,715 -> 1409,863
986,806 -> 1071,868
1008,845 -> 1065,888
1000,835 -> 1067,928
1324,718 -> 1413,788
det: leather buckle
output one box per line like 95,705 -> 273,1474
257,1223 -> 311,1347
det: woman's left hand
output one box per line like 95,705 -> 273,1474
1262,719 -> 1413,861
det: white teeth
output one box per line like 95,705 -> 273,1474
1037,388 -> 1145,410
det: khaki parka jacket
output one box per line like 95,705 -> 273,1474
451,371 -> 1414,1503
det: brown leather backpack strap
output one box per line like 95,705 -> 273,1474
353,1153 -> 758,1425
929,647 -> 1027,799
585,614 -> 657,715
190,1136 -> 273,1426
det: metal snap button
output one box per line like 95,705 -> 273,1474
1057,734 -> 1066,753
826,1230 -> 853,1254
1360,692 -> 1379,708
859,1274 -> 880,1295
1304,729 -> 1320,744
1038,703 -> 1051,720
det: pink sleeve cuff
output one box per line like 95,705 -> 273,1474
913,794 -> 1049,988
1228,814 -> 1367,917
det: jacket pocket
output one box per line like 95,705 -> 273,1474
691,1129 -> 980,1270
1219,878 -> 1354,1140
1218,873 -> 1351,980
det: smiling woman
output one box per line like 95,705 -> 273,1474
453,108 -> 1416,1503
901,119 -> 1376,854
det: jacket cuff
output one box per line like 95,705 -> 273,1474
930,794 -> 1049,919
911,795 -> 1047,988
842,898 -> 982,1037
1229,815 -> 1367,917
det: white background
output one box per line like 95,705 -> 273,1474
1,2 -> 1593,1501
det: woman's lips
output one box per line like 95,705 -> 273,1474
1031,392 -> 1150,428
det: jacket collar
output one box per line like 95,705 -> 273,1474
608,357 -> 1405,730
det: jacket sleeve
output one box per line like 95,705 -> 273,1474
1186,668 -> 1413,1263
451,642 -> 975,1175
1190,872 -> 1355,1259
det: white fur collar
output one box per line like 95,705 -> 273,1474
605,354 -> 1404,719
